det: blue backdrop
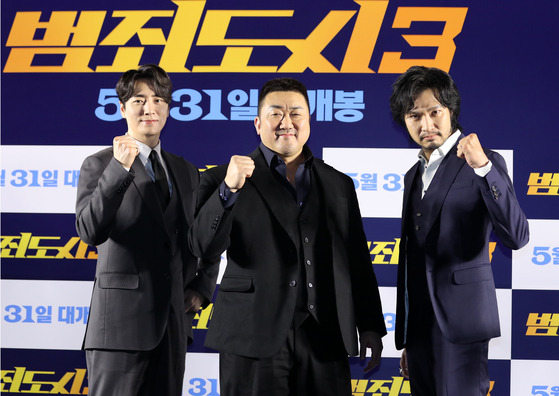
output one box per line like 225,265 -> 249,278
2,0 -> 558,395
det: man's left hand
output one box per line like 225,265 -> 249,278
184,290 -> 204,313
457,133 -> 489,169
359,331 -> 383,372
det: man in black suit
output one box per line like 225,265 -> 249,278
76,64 -> 218,396
189,77 -> 386,396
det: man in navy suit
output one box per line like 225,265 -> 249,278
390,66 -> 529,395
76,64 -> 217,396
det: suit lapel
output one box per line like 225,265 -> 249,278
130,156 -> 166,231
403,162 -> 420,219
162,151 -> 193,225
246,149 -> 300,246
422,143 -> 466,235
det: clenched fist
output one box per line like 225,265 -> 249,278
457,133 -> 489,169
224,155 -> 255,192
113,135 -> 140,169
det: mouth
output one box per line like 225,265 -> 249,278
420,132 -> 441,141
276,132 -> 296,138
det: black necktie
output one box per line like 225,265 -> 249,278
149,150 -> 170,206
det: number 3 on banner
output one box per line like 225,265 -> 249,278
189,378 -> 219,396
95,89 -> 122,121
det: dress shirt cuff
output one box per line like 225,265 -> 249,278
474,160 -> 492,177
219,181 -> 238,209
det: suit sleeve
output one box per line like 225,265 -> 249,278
185,258 -> 220,308
188,166 -> 235,261
75,153 -> 135,246
169,159 -> 220,309
345,177 -> 387,337
476,151 -> 529,250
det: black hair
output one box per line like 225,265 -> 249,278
258,77 -> 310,117
390,66 -> 462,132
116,64 -> 173,107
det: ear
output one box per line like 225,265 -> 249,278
254,116 -> 261,135
120,102 -> 126,118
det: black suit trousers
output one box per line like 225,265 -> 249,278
219,316 -> 351,396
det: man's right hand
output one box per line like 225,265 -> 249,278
400,348 -> 409,379
113,135 -> 139,169
224,155 -> 255,192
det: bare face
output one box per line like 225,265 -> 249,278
254,91 -> 310,163
120,80 -> 169,147
404,89 -> 453,160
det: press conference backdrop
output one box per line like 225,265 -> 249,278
1,0 -> 558,394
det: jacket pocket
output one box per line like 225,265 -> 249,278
98,273 -> 139,289
453,265 -> 493,284
449,179 -> 474,190
219,276 -> 253,292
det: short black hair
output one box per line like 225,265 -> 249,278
390,66 -> 462,132
258,77 -> 310,117
116,64 -> 173,107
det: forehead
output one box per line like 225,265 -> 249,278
409,89 -> 443,111
130,80 -> 156,97
262,91 -> 308,109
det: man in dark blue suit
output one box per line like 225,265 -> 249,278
390,66 -> 529,395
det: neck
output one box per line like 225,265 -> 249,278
128,132 -> 160,149
281,151 -> 305,170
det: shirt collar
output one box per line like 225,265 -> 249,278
418,130 -> 462,164
259,142 -> 314,169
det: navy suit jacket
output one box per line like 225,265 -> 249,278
189,147 -> 387,358
395,140 -> 529,349
76,147 -> 218,351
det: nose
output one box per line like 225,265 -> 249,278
421,115 -> 434,132
280,114 -> 293,129
143,100 -> 153,115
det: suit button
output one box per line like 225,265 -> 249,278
306,260 -> 311,266
304,237 -> 309,243
308,282 -> 313,288
163,272 -> 171,280
289,280 -> 297,287
416,212 -> 422,217
309,304 -> 314,310
415,225 -> 420,230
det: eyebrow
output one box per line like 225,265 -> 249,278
268,105 -> 304,110
131,93 -> 163,99
408,104 -> 443,114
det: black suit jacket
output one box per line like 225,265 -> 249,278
76,147 -> 218,350
189,147 -> 386,358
